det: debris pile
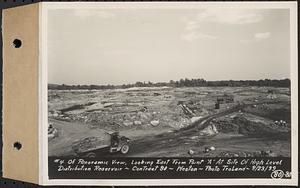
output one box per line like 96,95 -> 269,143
212,113 -> 290,139
213,119 -> 239,134
204,146 -> 216,153
273,120 -> 288,127
199,123 -> 218,136
190,116 -> 202,123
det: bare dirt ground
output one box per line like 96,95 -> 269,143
48,86 -> 291,157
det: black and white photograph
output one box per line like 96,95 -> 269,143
43,2 -> 297,185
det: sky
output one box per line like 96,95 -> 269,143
47,8 -> 290,85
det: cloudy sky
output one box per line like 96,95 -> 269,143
47,8 -> 290,85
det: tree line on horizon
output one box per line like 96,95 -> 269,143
48,78 -> 290,90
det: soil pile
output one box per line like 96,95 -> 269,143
213,114 -> 290,139
199,124 -> 218,136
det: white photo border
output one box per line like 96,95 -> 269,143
39,2 -> 298,186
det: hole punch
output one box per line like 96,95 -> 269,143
13,142 -> 22,150
12,39 -> 22,48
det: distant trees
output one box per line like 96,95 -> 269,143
205,79 -> 290,88
48,78 -> 291,90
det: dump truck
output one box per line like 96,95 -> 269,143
72,132 -> 130,157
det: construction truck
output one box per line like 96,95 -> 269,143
72,132 -> 130,158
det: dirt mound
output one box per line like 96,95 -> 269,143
213,120 -> 239,134
232,116 -> 288,138
199,124 -> 218,136
244,104 -> 291,123
233,116 -> 267,136
213,114 -> 290,139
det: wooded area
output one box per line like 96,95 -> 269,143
48,78 -> 291,90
